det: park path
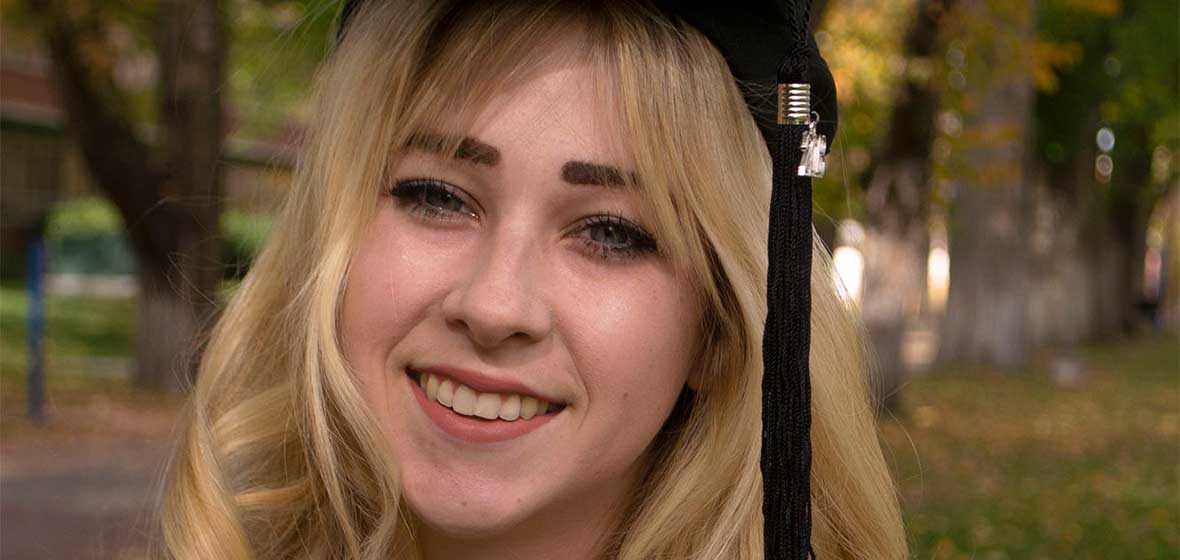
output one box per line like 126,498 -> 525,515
1,395 -> 181,560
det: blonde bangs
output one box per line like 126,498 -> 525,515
337,0 -> 746,296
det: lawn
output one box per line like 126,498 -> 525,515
0,285 -> 1176,558
0,283 -> 135,374
0,284 -> 177,442
881,335 -> 1180,559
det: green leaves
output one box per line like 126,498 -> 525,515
228,0 -> 338,139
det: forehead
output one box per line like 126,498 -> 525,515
435,39 -> 631,171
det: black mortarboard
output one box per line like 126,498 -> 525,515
337,2 -> 836,558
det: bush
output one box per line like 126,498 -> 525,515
46,196 -> 122,238
42,197 -> 273,278
221,209 -> 272,278
46,197 -> 134,275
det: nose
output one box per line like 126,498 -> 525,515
441,229 -> 552,349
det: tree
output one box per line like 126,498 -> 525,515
1087,0 -> 1179,334
859,0 -> 955,410
26,0 -> 226,391
936,0 -> 1037,368
1026,0 -> 1178,347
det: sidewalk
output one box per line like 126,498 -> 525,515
1,390 -> 182,559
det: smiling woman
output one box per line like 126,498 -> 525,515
342,46 -> 708,554
157,2 -> 905,559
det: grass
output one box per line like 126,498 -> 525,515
0,284 -> 1176,557
0,283 -> 181,442
0,283 -> 135,371
881,335 -> 1180,559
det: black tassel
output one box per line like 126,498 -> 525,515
761,65 -> 814,559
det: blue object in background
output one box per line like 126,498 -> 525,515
26,234 -> 46,424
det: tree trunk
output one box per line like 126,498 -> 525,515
134,269 -> 201,390
862,227 -> 926,408
939,183 -> 1031,368
1067,122 -> 1154,339
1023,177 -> 1096,347
1099,123 -> 1154,334
937,0 -> 1035,368
141,0 -> 226,390
31,0 -> 226,391
1023,99 -> 1103,348
859,0 -> 950,410
1160,187 -> 1180,332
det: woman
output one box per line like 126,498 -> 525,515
158,1 -> 906,558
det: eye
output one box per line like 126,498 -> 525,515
576,214 -> 658,262
388,178 -> 477,222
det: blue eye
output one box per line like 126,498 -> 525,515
389,178 -> 476,221
577,214 -> 658,262
388,179 -> 656,262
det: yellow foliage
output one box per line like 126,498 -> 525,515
1064,0 -> 1121,16
1033,40 -> 1083,92
817,0 -> 916,107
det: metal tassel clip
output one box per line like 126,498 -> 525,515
778,83 -> 827,178
798,112 -> 827,178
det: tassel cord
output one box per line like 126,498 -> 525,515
761,121 -> 814,560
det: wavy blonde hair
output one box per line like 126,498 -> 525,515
158,1 -> 906,558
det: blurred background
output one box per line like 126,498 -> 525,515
0,0 -> 1176,558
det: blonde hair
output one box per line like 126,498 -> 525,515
158,1 -> 906,558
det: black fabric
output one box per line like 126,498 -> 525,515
338,0 -> 837,150
654,2 -> 837,154
763,121 -> 815,560
335,2 -> 832,559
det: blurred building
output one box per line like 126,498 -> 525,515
1,34 -> 298,280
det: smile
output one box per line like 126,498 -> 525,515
417,371 -> 559,420
407,368 -> 564,443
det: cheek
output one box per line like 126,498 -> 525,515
339,210 -> 455,384
561,268 -> 700,440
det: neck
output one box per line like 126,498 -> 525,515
418,472 -> 640,560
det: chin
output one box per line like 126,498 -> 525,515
408,500 -> 532,539
400,467 -> 539,538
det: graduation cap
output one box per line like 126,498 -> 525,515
338,2 -> 836,558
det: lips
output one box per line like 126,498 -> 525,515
410,364 -> 562,403
406,366 -> 564,443
416,370 -> 558,421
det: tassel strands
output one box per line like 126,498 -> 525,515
761,117 -> 815,560
761,0 -> 819,555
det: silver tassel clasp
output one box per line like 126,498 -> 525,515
798,113 -> 827,178
778,83 -> 827,178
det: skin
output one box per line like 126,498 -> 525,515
339,39 -> 702,559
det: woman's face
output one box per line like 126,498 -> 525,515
339,51 -> 702,540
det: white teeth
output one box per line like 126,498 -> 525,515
416,372 -> 557,422
520,396 -> 539,420
452,385 -> 477,415
426,375 -> 440,400
499,394 -> 521,421
474,393 -> 501,420
436,379 -> 455,406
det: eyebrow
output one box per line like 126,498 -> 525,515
405,131 -> 633,189
561,161 -> 630,188
405,132 -> 501,166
